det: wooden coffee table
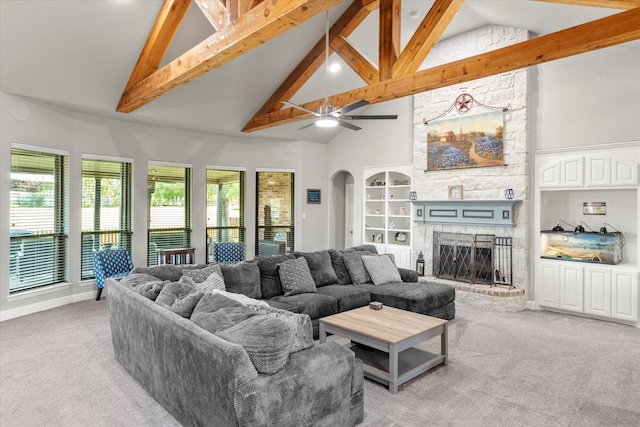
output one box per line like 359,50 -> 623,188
319,306 -> 448,394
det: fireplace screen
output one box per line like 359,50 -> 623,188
433,232 -> 513,287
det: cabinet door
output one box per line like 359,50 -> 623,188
585,156 -> 611,187
612,270 -> 638,322
560,264 -> 584,312
612,159 -> 639,186
561,156 -> 584,187
386,245 -> 412,270
584,266 -> 611,317
539,161 -> 561,188
539,261 -> 560,308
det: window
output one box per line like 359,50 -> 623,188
255,171 -> 294,256
147,163 -> 192,265
206,168 -> 245,262
81,157 -> 133,280
9,146 -> 68,292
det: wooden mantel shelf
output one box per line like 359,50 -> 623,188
412,200 -> 522,227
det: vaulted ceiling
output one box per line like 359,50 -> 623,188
1,0 -> 639,144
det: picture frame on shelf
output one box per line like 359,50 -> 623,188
373,233 -> 383,243
394,232 -> 407,243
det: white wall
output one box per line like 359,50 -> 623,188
0,92 -> 327,319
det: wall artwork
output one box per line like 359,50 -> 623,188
426,110 -> 505,171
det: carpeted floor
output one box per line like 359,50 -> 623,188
1,300 -> 639,427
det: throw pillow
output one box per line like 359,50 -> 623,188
328,249 -> 351,285
220,261 -> 262,299
198,272 -> 226,293
182,264 -> 223,283
155,279 -> 205,318
210,289 -> 269,307
247,304 -> 313,353
255,254 -> 295,299
191,293 -> 259,334
278,257 -> 317,296
215,315 -> 293,374
293,250 -> 338,287
120,273 -> 170,300
361,254 -> 402,285
342,251 -> 374,285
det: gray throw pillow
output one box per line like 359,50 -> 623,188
278,257 -> 317,296
361,254 -> 402,285
120,273 -> 170,300
131,264 -> 208,282
221,261 -> 262,299
247,304 -> 313,353
293,250 -> 338,287
183,264 -> 223,283
215,315 -> 293,374
155,279 -> 205,318
342,251 -> 375,285
328,249 -> 351,285
256,254 -> 295,299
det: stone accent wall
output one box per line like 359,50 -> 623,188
412,26 -> 530,292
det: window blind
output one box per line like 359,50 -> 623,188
81,158 -> 133,280
10,147 -> 68,292
206,168 -> 246,262
255,171 -> 294,256
147,164 -> 192,265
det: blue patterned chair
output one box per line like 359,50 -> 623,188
94,249 -> 133,301
213,242 -> 245,265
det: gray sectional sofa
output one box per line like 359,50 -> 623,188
106,244 -> 454,426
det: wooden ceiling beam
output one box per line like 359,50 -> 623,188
534,0 -> 640,10
123,0 -> 191,93
378,0 -> 401,81
253,0 -> 377,116
194,0 -> 228,31
243,7 -> 640,132
331,36 -> 378,85
392,0 -> 464,78
117,0 -> 341,113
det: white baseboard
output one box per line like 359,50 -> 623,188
525,300 -> 536,310
0,289 -> 98,322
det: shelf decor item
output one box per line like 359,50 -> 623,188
416,251 -> 425,276
373,233 -> 383,243
395,232 -> 407,243
409,191 -> 417,200
448,185 -> 463,200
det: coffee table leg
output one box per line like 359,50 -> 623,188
389,344 -> 398,394
441,323 -> 448,366
319,322 -> 326,344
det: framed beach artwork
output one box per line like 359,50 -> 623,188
426,110 -> 505,171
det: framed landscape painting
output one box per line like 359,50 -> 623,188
426,110 -> 505,171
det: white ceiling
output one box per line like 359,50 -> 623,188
1,0 -> 637,144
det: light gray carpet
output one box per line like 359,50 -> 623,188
1,300 -> 639,427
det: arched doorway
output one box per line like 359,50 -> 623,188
330,171 -> 354,250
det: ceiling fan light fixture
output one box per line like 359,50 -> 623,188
315,117 -> 338,128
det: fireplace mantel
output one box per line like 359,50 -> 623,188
412,200 -> 522,226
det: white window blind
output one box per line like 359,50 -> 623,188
206,168 -> 245,262
81,158 -> 133,280
255,171 -> 294,256
10,147 -> 69,292
147,164 -> 192,265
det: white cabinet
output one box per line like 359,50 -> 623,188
584,266 -> 612,317
612,270 -> 639,322
539,260 -> 638,323
363,166 -> 413,269
542,153 -> 638,189
539,261 -> 560,308
560,264 -> 584,312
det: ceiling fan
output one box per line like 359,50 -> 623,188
282,11 -> 398,131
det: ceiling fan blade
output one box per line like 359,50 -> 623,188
282,101 -> 320,117
337,120 -> 361,131
332,99 -> 369,116
341,114 -> 398,120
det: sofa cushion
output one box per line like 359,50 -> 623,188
247,304 -> 314,353
268,293 -> 338,320
365,282 -> 456,314
316,285 -> 371,312
256,254 -> 295,299
279,257 -> 317,296
362,254 -> 402,285
120,273 -> 170,300
155,279 -> 205,318
131,264 -> 208,282
191,293 -> 259,334
216,315 -> 293,375
328,249 -> 352,285
293,250 -> 338,287
221,261 -> 261,299
182,264 -> 223,283
342,251 -> 374,285
263,299 -> 299,313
